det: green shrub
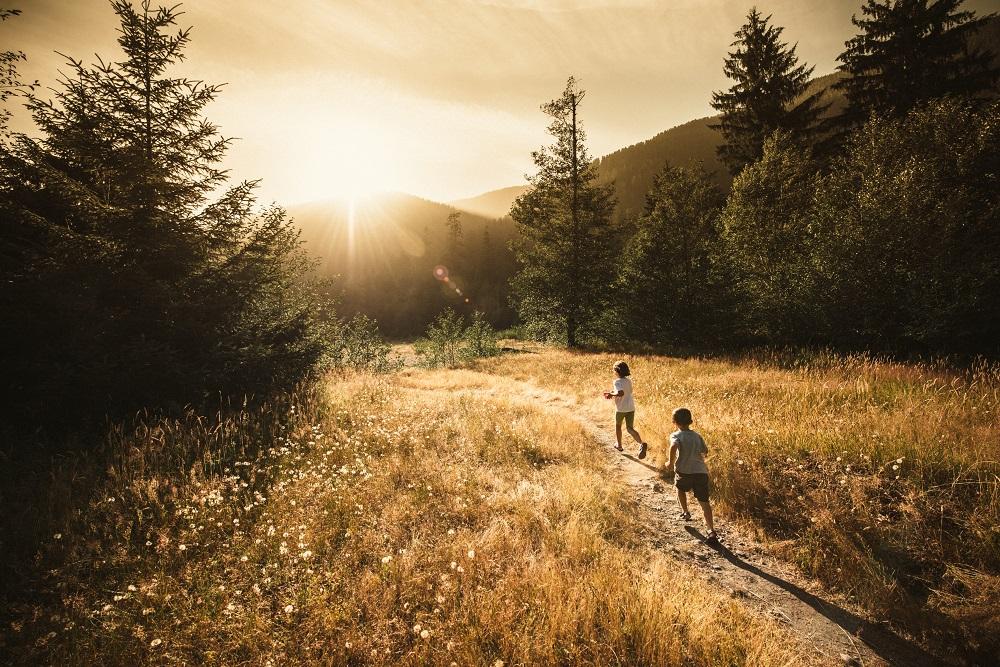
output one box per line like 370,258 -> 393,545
335,314 -> 401,374
415,309 -> 500,368
464,311 -> 500,359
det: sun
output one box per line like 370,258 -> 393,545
292,118 -> 395,202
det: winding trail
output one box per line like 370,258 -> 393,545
398,367 -> 943,667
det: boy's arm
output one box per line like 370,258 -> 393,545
666,442 -> 678,472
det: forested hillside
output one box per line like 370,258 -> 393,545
449,185 -> 528,220
291,194 -> 517,337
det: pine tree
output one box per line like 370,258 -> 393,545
619,163 -> 727,346
710,8 -> 827,175
444,210 -> 462,266
0,1 -> 332,431
1,9 -> 36,136
835,0 -> 998,123
510,77 -> 616,347
719,131 -> 821,343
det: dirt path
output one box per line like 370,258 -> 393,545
398,369 -> 943,667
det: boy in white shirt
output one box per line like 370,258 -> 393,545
602,360 -> 649,459
665,407 -> 717,543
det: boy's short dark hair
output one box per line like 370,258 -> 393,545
672,408 -> 693,425
613,360 -> 630,377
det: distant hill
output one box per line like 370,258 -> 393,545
289,193 -> 517,336
450,185 -> 529,220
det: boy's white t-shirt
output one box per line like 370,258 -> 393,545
612,377 -> 635,412
671,429 -> 709,474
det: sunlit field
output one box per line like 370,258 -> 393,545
2,367 -> 806,666
475,345 -> 1000,657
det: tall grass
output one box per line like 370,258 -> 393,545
2,369 -> 803,666
478,346 -> 1000,660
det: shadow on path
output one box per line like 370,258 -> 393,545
619,451 -> 664,475
683,526 -> 942,667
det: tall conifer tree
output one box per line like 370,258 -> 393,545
719,132 -> 820,343
0,1 -> 332,429
710,8 -> 827,175
444,210 -> 463,267
835,0 -> 998,123
510,77 -> 615,347
619,163 -> 727,346
1,9 -> 35,135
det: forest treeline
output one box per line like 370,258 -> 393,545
511,0 -> 1000,356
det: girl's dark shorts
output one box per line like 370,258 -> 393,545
675,472 -> 711,502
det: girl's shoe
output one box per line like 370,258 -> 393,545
679,511 -> 692,521
637,442 -> 648,459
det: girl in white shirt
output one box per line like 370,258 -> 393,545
602,360 -> 649,459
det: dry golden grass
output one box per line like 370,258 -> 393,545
3,368 -> 806,666
476,345 -> 1000,659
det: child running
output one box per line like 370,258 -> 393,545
602,360 -> 649,459
665,407 -> 718,543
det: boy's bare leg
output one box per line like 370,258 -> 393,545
676,488 -> 689,514
614,422 -> 623,448
699,501 -> 715,532
626,426 -> 643,444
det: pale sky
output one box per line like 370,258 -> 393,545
5,0 -> 999,203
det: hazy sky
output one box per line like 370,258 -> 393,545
5,0 -> 999,203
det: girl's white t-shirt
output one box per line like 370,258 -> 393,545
612,377 -> 635,412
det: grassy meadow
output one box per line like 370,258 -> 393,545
477,346 -> 1000,659
2,365 -> 804,666
2,345 -> 997,664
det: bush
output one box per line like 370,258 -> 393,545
334,314 -> 401,374
415,309 -> 500,368
464,311 -> 500,359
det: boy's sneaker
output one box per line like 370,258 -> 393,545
614,444 -> 624,452
637,442 -> 648,459
679,511 -> 692,521
705,530 -> 719,544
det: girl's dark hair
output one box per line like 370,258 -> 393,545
613,361 -> 630,377
672,408 -> 693,426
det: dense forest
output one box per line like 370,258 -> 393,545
508,1 -> 1000,355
